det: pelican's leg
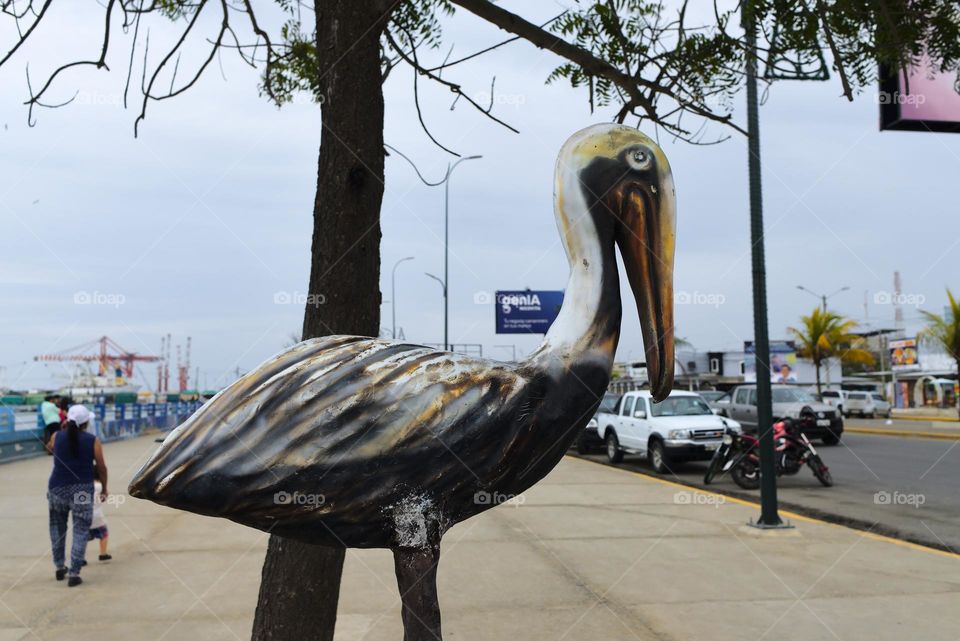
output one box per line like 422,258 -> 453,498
392,544 -> 442,641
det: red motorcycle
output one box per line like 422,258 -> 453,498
704,413 -> 833,489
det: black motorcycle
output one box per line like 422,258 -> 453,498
704,415 -> 833,489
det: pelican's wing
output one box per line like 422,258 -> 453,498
131,335 -> 541,547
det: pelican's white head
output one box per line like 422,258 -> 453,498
550,124 -> 676,400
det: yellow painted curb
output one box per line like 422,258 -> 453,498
890,414 -> 960,424
844,427 -> 960,441
565,455 -> 960,560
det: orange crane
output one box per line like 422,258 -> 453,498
35,336 -> 161,379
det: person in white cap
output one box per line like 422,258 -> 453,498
47,404 -> 108,587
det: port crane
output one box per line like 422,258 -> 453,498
34,336 -> 161,379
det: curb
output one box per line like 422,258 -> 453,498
844,427 -> 960,441
890,414 -> 960,424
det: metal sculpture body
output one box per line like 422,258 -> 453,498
129,123 -> 676,641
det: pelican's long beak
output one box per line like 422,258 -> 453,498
612,163 -> 676,402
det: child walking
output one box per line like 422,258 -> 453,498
89,467 -> 112,561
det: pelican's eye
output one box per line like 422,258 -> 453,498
626,147 -> 652,171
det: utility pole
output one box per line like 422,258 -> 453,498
441,156 -> 482,351
384,144 -> 480,352
797,285 -> 850,312
391,256 -> 414,339
744,1 -> 785,529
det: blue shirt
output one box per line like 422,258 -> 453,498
49,430 -> 96,489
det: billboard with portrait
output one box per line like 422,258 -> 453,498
744,340 -> 798,383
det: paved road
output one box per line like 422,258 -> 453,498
577,426 -> 960,552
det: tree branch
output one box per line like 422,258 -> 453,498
448,0 -> 744,135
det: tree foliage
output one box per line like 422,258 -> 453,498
919,289 -> 960,417
788,307 -> 874,394
4,1 -> 960,146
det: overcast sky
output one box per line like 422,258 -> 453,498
2,3 -> 958,392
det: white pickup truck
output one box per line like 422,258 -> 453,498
596,390 -> 741,473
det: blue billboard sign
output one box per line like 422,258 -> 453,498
495,290 -> 564,334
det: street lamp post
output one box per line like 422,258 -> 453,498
441,156 -> 482,351
384,145 -> 481,352
743,2 -> 785,529
796,285 -> 851,312
425,272 -> 447,348
391,256 -> 415,339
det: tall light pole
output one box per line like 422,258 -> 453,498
797,285 -> 850,312
441,156 -> 482,351
385,145 -> 481,352
743,1 -> 784,529
391,256 -> 414,339
424,272 -> 447,348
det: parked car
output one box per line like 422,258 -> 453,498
698,390 -> 727,404
596,390 -> 742,473
871,392 -> 892,418
713,384 -> 843,445
576,392 -> 620,454
844,391 -> 892,418
820,389 -> 847,415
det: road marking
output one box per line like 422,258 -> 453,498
565,454 -> 960,560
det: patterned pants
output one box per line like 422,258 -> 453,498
48,483 -> 93,577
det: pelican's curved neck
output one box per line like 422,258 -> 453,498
528,156 -> 621,367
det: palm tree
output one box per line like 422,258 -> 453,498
788,308 -> 875,396
919,288 -> 960,419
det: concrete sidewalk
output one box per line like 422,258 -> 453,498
1,434 -> 958,641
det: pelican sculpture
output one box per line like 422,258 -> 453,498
129,123 -> 676,641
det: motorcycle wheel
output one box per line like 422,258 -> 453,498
807,454 -> 833,487
703,444 -> 729,485
730,460 -> 761,490
576,433 -> 590,454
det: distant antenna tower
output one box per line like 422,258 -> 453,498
893,271 -> 904,329
176,344 -> 183,392
176,337 -> 192,391
157,335 -> 165,393
164,333 -> 171,393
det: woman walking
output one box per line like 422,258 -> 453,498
48,404 -> 108,586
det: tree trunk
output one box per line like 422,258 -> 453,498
251,2 -> 393,639
956,359 -> 960,420
814,359 -> 822,397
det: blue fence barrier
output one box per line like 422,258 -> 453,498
2,401 -> 201,464
0,407 -> 16,432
